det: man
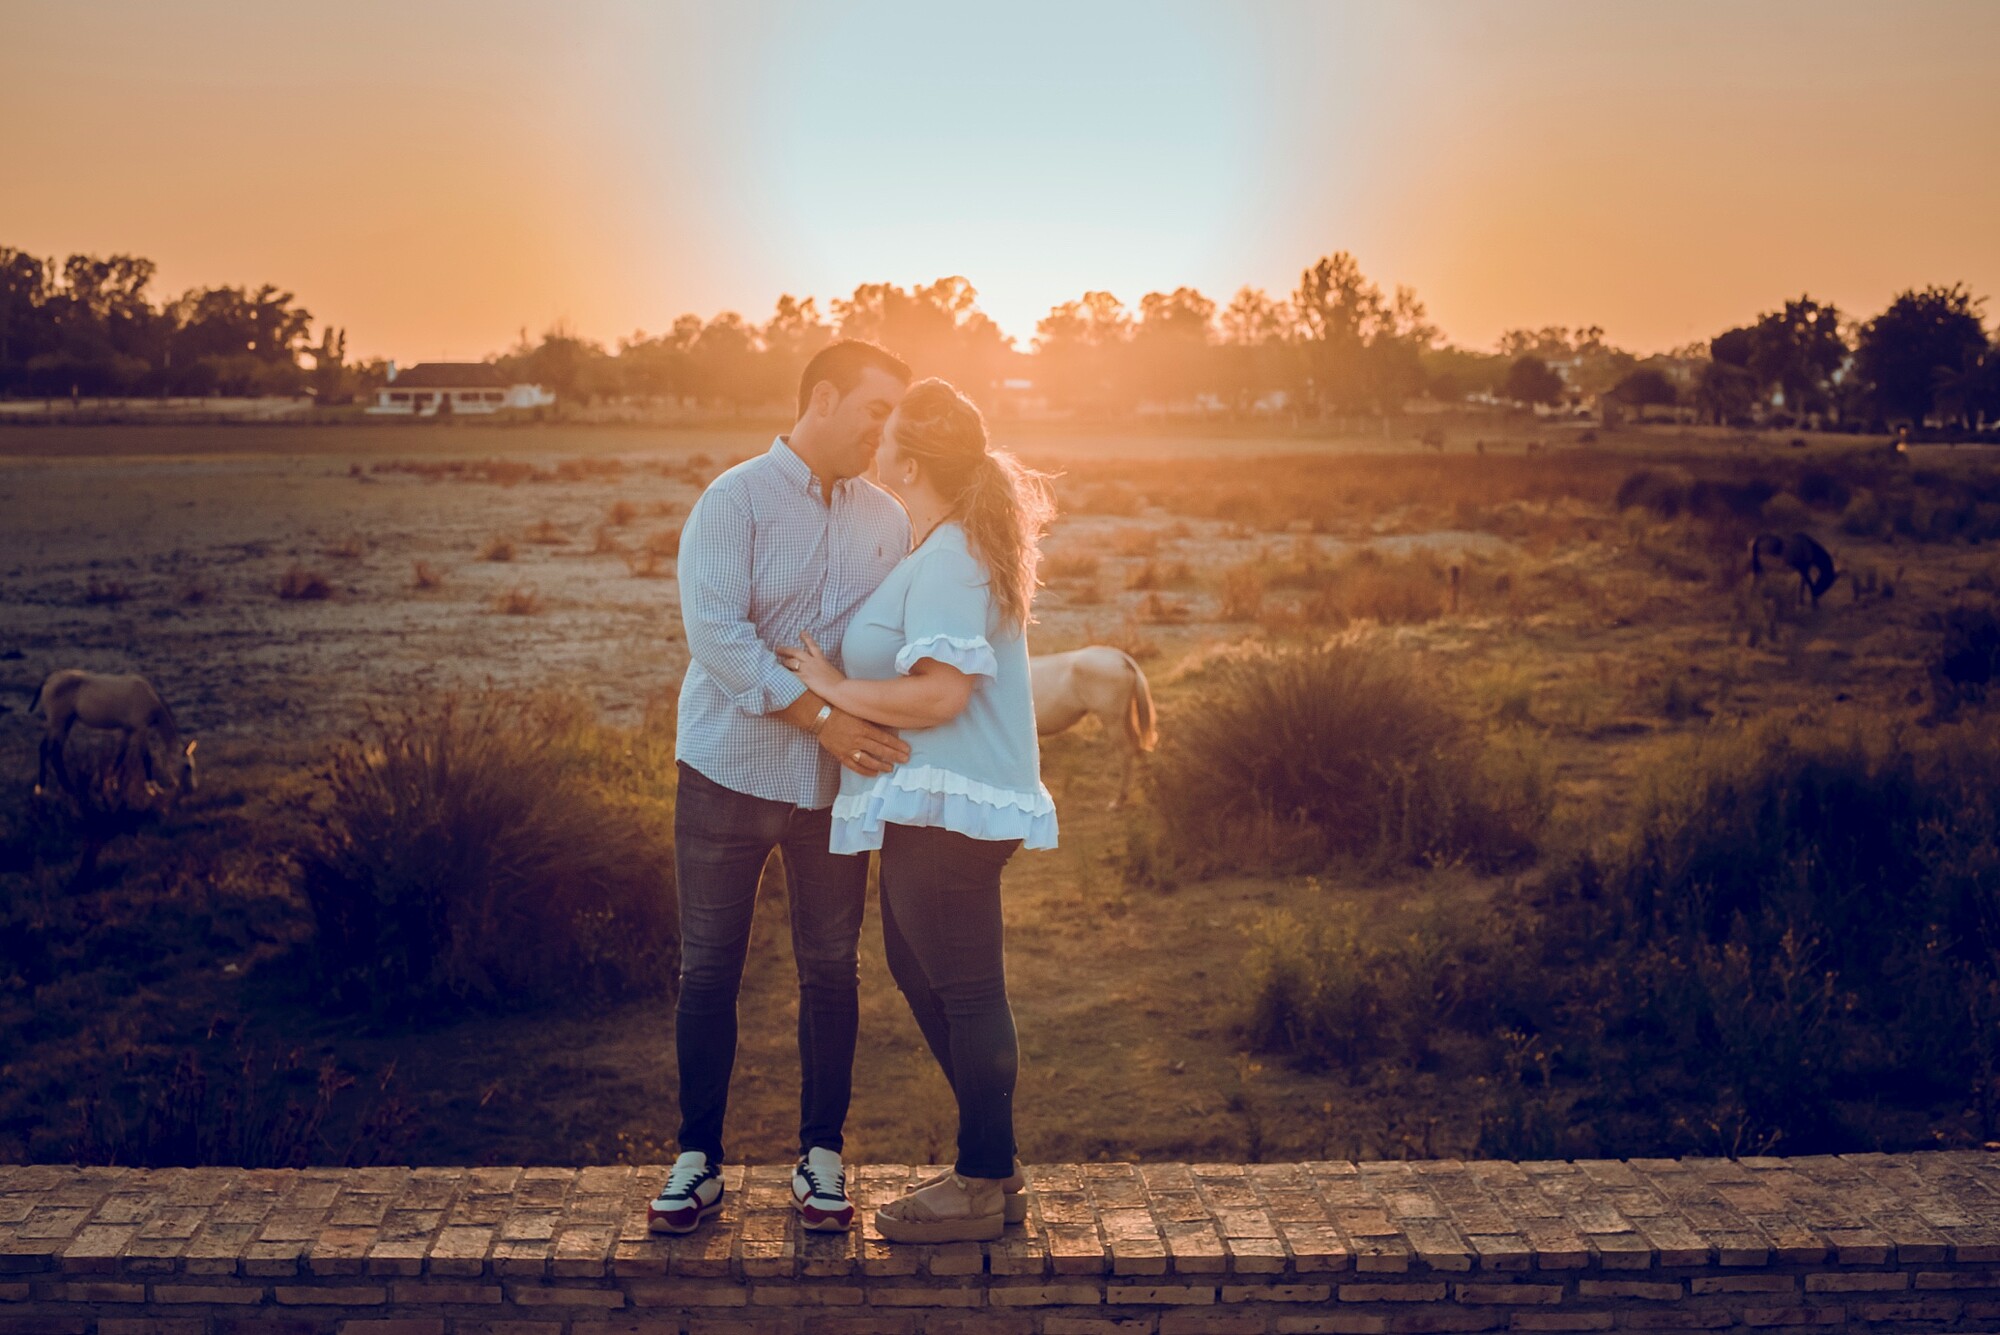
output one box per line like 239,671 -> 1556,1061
648,340 -> 914,1236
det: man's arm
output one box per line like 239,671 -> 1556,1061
678,487 -> 812,716
773,690 -> 911,777
679,486 -> 909,776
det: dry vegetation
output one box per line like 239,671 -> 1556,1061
4,421 -> 2000,1168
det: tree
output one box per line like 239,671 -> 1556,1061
760,295 -> 831,405
1033,290 -> 1133,413
1612,367 -> 1679,412
305,326 -> 350,403
1709,326 -> 1755,369
1856,284 -> 1988,425
834,277 -> 1011,401
1292,251 -> 1382,415
1216,287 -> 1296,413
1131,287 -> 1217,408
500,324 -> 611,405
1746,296 -> 1847,421
690,313 -> 759,412
1695,360 -> 1758,424
1501,356 -> 1565,407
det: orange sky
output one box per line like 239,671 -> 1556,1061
3,1 -> 1996,361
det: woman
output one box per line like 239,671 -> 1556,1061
779,377 -> 1056,1243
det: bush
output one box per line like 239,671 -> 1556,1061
1795,469 -> 1852,511
1243,900 -> 1489,1072
1759,492 -> 1813,530
1689,477 -> 1779,521
1839,488 -> 1885,537
1147,641 -> 1546,875
1240,722 -> 2000,1153
277,567 -> 332,600
297,693 -> 678,1018
1929,604 -> 2000,715
1614,467 -> 1692,519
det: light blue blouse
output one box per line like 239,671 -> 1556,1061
829,522 -> 1058,855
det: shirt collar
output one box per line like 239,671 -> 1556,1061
771,435 -> 857,502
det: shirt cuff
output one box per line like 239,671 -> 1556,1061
895,633 -> 998,679
735,661 -> 809,715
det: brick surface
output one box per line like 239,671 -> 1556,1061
1,1155 -> 1997,1331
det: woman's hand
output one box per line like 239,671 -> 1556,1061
779,631 -> 846,700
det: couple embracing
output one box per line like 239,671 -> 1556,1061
645,341 -> 1058,1245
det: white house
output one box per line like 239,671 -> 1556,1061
366,362 -> 555,416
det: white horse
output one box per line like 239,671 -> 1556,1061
33,670 -> 197,804
1030,646 -> 1158,808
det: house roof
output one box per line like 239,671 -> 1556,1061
393,362 -> 511,389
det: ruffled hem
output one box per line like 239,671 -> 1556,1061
894,633 -> 997,679
830,764 -> 1058,854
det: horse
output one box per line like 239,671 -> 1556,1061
1030,646 -> 1158,808
1749,532 -> 1839,607
33,670 -> 197,804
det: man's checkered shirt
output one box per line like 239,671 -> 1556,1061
675,437 -> 910,809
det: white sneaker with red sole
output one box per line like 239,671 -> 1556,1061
648,1151 -> 724,1234
792,1148 -> 854,1231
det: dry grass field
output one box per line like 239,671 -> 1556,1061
3,419 -> 1997,1171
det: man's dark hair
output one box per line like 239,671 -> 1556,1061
796,340 -> 912,418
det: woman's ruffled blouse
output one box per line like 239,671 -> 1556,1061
830,523 -> 1057,855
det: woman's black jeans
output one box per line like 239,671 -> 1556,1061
878,821 -> 1022,1180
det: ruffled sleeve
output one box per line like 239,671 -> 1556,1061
895,540 -> 998,679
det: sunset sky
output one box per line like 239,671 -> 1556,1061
4,0 -> 1996,362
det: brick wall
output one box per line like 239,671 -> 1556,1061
3,1153 -> 1998,1333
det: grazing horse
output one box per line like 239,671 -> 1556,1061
33,670 -> 197,803
1030,646 -> 1157,808
1750,532 -> 1839,607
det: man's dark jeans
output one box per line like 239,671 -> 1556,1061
673,761 -> 868,1164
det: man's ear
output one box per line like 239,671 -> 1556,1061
811,380 -> 841,418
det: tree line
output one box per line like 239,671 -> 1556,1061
3,241 -> 1995,431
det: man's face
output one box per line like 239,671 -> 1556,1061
820,367 -> 907,480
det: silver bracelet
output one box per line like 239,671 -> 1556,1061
808,703 -> 834,736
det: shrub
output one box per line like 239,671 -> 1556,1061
493,586 -> 543,615
1043,551 -> 1101,581
605,500 -> 640,527
1147,641 -> 1545,875
277,567 -> 332,600
83,576 -> 132,605
297,693 -> 678,1018
1240,721 -> 2000,1152
1839,488 -> 1885,537
1337,551 -> 1448,625
524,518 -> 567,545
1759,492 -> 1813,530
1614,467 -> 1692,519
1689,477 -> 1778,521
410,561 -> 444,590
1795,469 -> 1852,511
480,537 -> 515,562
1929,604 -> 2000,715
1217,562 -> 1267,621
1127,559 -> 1194,591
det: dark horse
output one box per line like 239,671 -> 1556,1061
1750,532 -> 1839,607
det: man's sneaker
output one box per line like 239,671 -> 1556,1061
916,1158 -> 1029,1224
648,1151 -> 724,1234
792,1148 -> 855,1231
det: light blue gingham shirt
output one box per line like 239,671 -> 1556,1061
675,437 -> 911,808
